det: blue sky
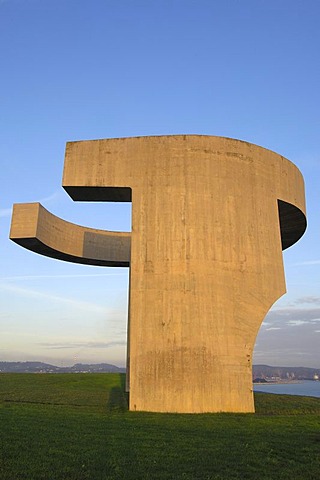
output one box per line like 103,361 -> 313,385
0,0 -> 319,368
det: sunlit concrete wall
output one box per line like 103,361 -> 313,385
11,135 -> 306,413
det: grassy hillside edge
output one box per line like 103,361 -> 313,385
1,373 -> 319,480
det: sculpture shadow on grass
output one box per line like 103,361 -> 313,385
106,374 -> 129,412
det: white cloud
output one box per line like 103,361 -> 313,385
286,320 -> 309,327
38,340 -> 127,350
3,273 -> 127,281
39,190 -> 65,205
0,190 -> 62,218
0,283 -> 109,314
0,207 -> 12,218
294,296 -> 320,305
291,260 -> 320,266
267,306 -> 320,323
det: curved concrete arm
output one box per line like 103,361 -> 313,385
9,203 -> 130,267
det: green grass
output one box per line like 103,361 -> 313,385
0,374 -> 319,480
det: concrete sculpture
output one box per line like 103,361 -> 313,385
10,135 -> 306,413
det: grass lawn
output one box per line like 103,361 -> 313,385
0,373 -> 319,480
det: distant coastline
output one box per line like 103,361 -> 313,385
253,380 -> 301,385
0,362 -> 319,379
0,361 -> 126,374
253,379 -> 320,398
252,364 -> 319,382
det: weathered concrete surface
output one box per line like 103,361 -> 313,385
10,202 -> 130,267
10,135 -> 306,413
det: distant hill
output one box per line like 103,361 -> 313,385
0,361 -> 126,373
1,362 -> 319,379
253,364 -> 320,381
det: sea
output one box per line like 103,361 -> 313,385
253,380 -> 320,398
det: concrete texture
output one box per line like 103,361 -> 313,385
10,202 -> 130,267
10,135 -> 306,413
